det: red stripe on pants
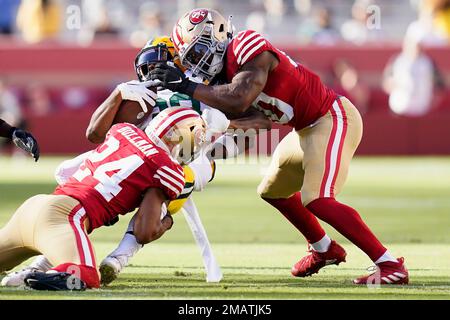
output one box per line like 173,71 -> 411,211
329,98 -> 348,197
320,102 -> 339,197
68,204 -> 86,265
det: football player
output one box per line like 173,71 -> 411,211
0,118 -> 39,161
0,107 -> 206,290
148,8 -> 409,285
88,37 -> 262,285
1,37 -> 270,287
91,37 -> 269,284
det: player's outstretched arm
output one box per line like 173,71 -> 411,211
193,52 -> 273,115
150,52 -> 277,116
86,88 -> 123,144
133,188 -> 174,245
0,119 -> 40,161
86,81 -> 157,144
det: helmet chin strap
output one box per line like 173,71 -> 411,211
227,15 -> 234,39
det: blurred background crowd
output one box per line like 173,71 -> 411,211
0,0 -> 449,155
1,0 -> 450,45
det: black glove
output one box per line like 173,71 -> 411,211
149,63 -> 198,96
12,128 -> 40,162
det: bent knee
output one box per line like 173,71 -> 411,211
301,192 -> 337,207
257,181 -> 296,200
300,190 -> 320,207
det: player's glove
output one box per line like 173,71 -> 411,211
201,108 -> 230,142
149,63 -> 198,96
117,80 -> 158,113
12,128 -> 40,161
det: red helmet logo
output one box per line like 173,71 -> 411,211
189,9 -> 208,24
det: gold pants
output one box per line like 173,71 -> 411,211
258,96 -> 363,205
0,194 -> 96,272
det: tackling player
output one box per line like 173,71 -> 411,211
1,37 -> 270,287
149,8 -> 409,285
0,108 -> 206,290
89,37 -> 240,284
88,36 -> 270,284
0,118 -> 40,161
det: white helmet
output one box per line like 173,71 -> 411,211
146,107 -> 207,165
171,8 -> 234,81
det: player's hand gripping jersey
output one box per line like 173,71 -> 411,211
225,30 -> 337,130
54,123 -> 184,231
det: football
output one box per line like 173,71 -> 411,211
112,95 -> 156,126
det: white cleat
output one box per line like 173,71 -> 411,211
1,267 -> 41,287
99,255 -> 129,286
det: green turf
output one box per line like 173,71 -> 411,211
0,156 -> 449,299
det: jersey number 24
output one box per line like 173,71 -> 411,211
73,137 -> 144,201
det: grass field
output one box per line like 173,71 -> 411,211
0,156 -> 449,300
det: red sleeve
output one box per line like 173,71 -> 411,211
230,30 -> 275,68
151,156 -> 185,200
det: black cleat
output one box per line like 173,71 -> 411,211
24,271 -> 86,291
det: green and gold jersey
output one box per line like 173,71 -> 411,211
151,89 -> 209,119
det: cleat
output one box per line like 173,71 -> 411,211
353,257 -> 409,285
291,240 -> 347,277
24,271 -> 86,291
1,255 -> 52,287
99,255 -> 128,285
1,267 -> 40,287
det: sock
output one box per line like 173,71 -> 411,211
310,235 -> 332,253
29,255 -> 53,271
307,198 -> 387,262
374,250 -> 398,264
263,192 -> 326,244
52,263 -> 100,288
106,213 -> 143,258
109,232 -> 143,258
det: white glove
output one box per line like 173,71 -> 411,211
117,80 -> 158,113
211,133 -> 242,159
201,108 -> 230,142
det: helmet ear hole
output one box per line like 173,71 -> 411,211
219,24 -> 224,32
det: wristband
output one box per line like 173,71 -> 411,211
181,80 -> 198,97
8,127 -> 17,139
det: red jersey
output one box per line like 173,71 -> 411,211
225,30 -> 337,130
54,123 -> 184,231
